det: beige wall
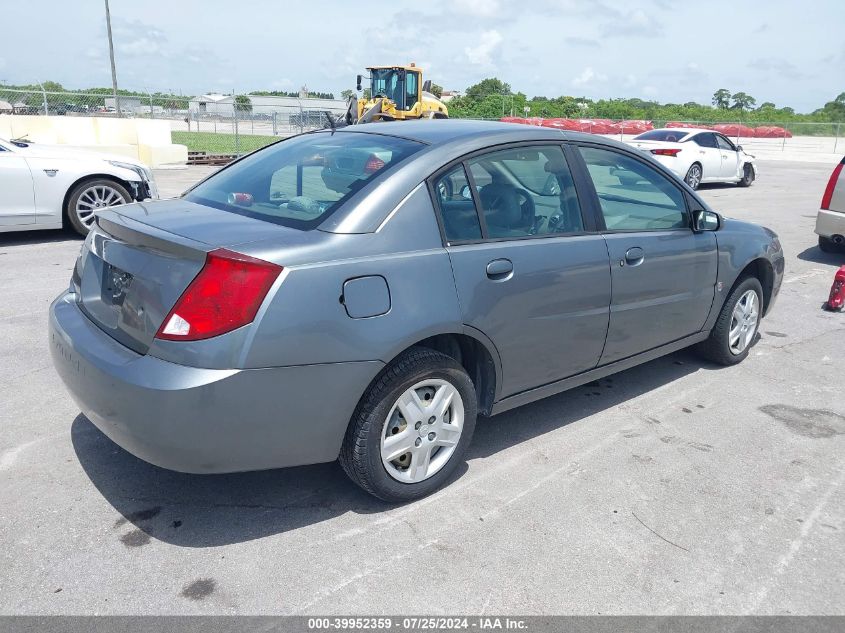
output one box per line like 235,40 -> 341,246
0,116 -> 187,167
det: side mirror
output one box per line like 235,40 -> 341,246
736,144 -> 743,152
356,75 -> 362,91
422,79 -> 432,93
693,209 -> 721,232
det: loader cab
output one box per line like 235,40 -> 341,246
368,67 -> 421,112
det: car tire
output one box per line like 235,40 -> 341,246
695,276 -> 763,366
818,236 -> 839,253
339,347 -> 477,502
65,178 -> 132,236
684,163 -> 702,190
738,163 -> 755,187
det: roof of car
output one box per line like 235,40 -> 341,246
653,127 -> 707,135
336,119 -> 592,146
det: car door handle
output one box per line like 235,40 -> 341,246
623,247 -> 645,266
486,258 -> 513,279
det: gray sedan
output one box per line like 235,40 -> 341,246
49,120 -> 784,502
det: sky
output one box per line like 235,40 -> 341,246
1,0 -> 843,112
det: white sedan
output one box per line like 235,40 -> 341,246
627,128 -> 757,190
0,137 -> 158,235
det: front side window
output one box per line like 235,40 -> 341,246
465,146 -> 584,239
371,69 -> 404,107
185,132 -> 424,229
716,135 -> 736,151
579,146 -> 688,231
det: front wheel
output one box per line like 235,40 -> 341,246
339,347 -> 477,502
696,276 -> 763,366
684,163 -> 703,190
65,178 -> 132,236
738,163 -> 755,187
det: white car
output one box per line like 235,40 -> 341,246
816,156 -> 845,252
627,128 -> 757,190
0,137 -> 158,235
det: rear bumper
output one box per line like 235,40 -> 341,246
50,292 -> 383,473
815,209 -> 845,239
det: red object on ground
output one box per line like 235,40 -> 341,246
826,265 -> 845,311
713,123 -> 756,138
753,126 -> 793,138
666,122 -> 713,129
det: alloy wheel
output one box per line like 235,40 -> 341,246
729,289 -> 759,354
380,379 -> 465,483
75,184 -> 127,229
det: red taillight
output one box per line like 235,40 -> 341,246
820,161 -> 844,210
364,154 -> 385,173
651,148 -> 681,157
156,249 -> 283,341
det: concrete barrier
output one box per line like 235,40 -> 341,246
0,115 -> 187,167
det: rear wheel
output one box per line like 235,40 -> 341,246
739,163 -> 755,187
65,178 -> 131,235
696,276 -> 763,366
684,163 -> 702,190
818,236 -> 841,253
339,347 -> 477,502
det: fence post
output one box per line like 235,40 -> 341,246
272,111 -> 277,136
835,122 -> 841,154
149,92 -> 154,119
38,83 -> 48,116
234,109 -> 239,155
782,122 -> 787,152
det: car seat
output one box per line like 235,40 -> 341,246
479,183 -> 531,236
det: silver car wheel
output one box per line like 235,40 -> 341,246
75,184 -> 127,228
686,164 -> 702,189
729,289 -> 759,355
380,378 -> 465,484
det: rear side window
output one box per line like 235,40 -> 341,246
433,164 -> 482,242
185,132 -> 424,230
691,133 -> 718,149
466,146 -> 583,238
635,130 -> 690,142
579,146 -> 688,231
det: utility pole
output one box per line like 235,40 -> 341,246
104,0 -> 121,117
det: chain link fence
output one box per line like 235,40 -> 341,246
1,86 -> 842,159
0,87 -> 348,156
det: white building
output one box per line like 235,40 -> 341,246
188,93 -> 346,118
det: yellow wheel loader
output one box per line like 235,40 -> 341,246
331,64 -> 448,127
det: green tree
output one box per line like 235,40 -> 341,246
731,92 -> 756,111
712,88 -> 731,109
234,95 -> 252,112
758,101 -> 776,110
429,83 -> 443,98
340,89 -> 354,100
465,78 -> 511,100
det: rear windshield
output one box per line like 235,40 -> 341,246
633,130 -> 691,142
185,131 -> 425,229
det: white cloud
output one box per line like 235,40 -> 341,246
454,0 -> 502,17
601,9 -> 662,37
465,30 -> 503,65
571,66 -> 607,87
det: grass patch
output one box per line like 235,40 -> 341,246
171,131 -> 280,154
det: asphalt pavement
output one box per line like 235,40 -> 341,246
0,160 -> 843,615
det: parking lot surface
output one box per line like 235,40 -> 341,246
1,161 -> 843,615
